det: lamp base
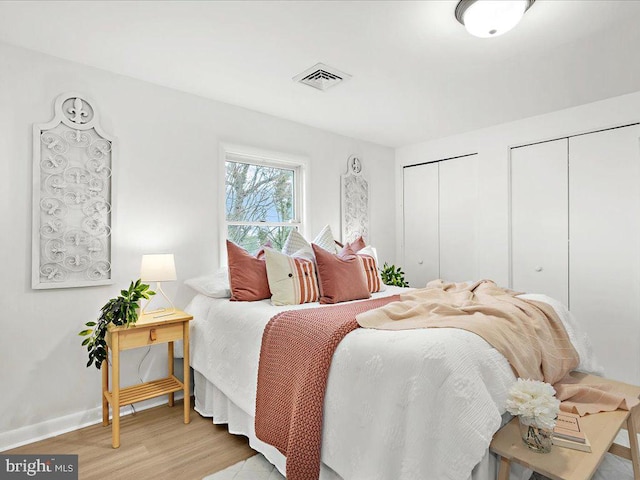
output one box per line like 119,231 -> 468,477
141,282 -> 176,317
143,307 -> 176,318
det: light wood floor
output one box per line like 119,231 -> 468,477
5,399 -> 256,479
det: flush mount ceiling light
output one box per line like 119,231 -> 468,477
455,0 -> 535,38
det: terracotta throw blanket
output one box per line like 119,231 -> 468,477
255,295 -> 400,480
357,279 -> 639,415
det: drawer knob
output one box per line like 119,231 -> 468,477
535,266 -> 543,272
149,328 -> 157,341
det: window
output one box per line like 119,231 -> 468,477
224,147 -> 305,253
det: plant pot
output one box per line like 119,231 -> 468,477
518,417 -> 553,453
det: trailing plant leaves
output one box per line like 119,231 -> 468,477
80,279 -> 155,370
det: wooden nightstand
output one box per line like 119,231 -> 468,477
101,309 -> 193,448
490,372 -> 640,480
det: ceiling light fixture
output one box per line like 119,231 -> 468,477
455,0 -> 535,38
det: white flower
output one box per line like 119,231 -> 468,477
505,378 -> 560,430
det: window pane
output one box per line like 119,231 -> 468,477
225,161 -> 294,222
228,225 -> 295,253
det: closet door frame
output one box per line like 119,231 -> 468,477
402,152 -> 477,287
508,121 -> 640,296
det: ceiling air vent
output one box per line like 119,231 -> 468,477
293,63 -> 352,92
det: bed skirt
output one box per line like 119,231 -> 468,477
193,369 -> 529,480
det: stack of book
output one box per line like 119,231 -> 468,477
553,412 -> 591,452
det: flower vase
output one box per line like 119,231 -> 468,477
518,417 -> 553,453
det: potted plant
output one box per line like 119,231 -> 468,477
79,279 -> 155,370
380,262 -> 410,287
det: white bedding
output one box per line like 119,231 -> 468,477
183,288 -> 600,480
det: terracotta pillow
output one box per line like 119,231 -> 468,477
346,235 -> 367,252
226,240 -> 271,301
312,243 -> 370,304
338,241 -> 384,293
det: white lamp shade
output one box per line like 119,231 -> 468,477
140,254 -> 177,282
462,0 -> 527,38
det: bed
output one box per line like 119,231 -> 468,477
182,285 -> 600,480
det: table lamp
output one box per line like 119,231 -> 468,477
140,253 -> 177,316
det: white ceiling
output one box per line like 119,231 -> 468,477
1,1 -> 640,147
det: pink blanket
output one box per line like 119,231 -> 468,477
255,295 -> 400,480
357,280 -> 639,416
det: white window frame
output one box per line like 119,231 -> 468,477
219,143 -> 309,263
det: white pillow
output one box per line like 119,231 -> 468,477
184,268 -> 231,298
282,224 -> 338,256
313,224 -> 338,253
282,230 -> 309,256
357,245 -> 379,264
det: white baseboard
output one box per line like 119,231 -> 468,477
0,392 -> 186,452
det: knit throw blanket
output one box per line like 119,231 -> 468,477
357,279 -> 579,384
357,279 -> 639,415
255,295 -> 400,480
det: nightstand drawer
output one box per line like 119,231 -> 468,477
109,323 -> 184,350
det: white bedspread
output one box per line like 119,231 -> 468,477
184,288 -> 600,480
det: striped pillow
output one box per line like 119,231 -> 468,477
358,252 -> 382,293
264,248 -> 320,305
338,243 -> 385,293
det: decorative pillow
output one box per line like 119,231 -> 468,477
264,248 -> 319,305
339,237 -> 384,293
313,224 -> 338,253
184,268 -> 231,298
346,235 -> 367,252
282,225 -> 338,256
312,243 -> 370,304
282,230 -> 310,256
356,245 -> 384,293
226,240 -> 271,302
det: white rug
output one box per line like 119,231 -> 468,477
203,454 -> 285,480
204,450 -> 634,480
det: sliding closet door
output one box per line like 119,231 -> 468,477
403,163 -> 439,288
511,139 -> 569,305
570,125 -> 640,384
439,155 -> 478,282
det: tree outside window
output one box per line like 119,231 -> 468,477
225,159 -> 301,253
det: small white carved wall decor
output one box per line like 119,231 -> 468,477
341,155 -> 369,244
32,92 -> 114,289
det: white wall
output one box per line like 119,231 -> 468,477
0,41 -> 395,449
396,90 -> 640,384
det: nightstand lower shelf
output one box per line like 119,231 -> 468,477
103,376 -> 184,406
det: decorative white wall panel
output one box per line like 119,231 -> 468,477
32,92 -> 114,289
341,155 -> 369,243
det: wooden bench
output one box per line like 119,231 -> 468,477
490,372 -> 640,480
